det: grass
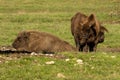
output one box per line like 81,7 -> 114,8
1,53 -> 120,80
0,0 -> 120,80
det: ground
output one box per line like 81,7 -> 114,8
0,46 -> 120,63
0,0 -> 120,80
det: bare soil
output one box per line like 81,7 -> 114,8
0,46 -> 120,64
0,46 -> 67,63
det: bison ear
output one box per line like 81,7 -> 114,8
88,14 -> 101,36
87,14 -> 96,27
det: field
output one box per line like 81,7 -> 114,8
0,0 -> 120,80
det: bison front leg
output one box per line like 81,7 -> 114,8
80,45 -> 84,51
88,43 -> 96,52
75,39 -> 85,52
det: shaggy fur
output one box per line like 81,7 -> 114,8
12,30 -> 77,53
71,12 -> 108,52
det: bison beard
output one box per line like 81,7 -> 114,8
12,30 -> 77,53
71,12 -> 108,52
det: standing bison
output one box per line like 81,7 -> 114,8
12,30 -> 77,53
71,12 -> 108,52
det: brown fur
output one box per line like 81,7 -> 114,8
86,25 -> 108,52
71,12 -> 108,52
12,30 -> 77,53
71,12 -> 88,51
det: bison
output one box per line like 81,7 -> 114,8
12,30 -> 77,53
86,25 -> 108,52
71,12 -> 108,52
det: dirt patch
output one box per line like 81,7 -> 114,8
0,46 -> 120,54
97,47 -> 120,53
0,46 -> 120,64
0,46 -> 66,63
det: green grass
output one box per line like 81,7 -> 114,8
0,0 -> 120,80
1,53 -> 120,80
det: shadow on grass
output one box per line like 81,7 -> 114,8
0,50 -> 31,54
0,46 -> 55,54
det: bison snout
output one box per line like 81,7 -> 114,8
12,41 -> 19,49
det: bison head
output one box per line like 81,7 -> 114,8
12,31 -> 30,51
78,14 -> 99,45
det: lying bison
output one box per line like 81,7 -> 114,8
12,30 -> 77,53
71,12 -> 108,52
